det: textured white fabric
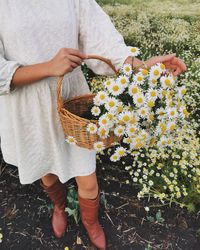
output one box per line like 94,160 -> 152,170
0,0 -> 131,184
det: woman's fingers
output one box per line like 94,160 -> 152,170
170,57 -> 187,72
68,55 -> 83,65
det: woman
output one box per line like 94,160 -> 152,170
0,1 -> 186,249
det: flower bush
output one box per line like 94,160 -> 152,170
83,4 -> 200,211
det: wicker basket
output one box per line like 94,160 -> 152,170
56,54 -> 123,150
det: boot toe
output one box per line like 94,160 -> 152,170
52,211 -> 67,238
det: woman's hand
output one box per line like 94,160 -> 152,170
144,53 -> 187,76
46,48 -> 86,77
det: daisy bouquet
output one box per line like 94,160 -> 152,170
66,47 -> 189,160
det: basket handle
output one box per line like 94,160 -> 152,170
57,54 -> 119,110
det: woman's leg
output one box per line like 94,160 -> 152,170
41,173 -> 59,186
75,172 -> 99,199
75,171 -> 106,250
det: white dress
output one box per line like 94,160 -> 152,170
0,0 -> 131,184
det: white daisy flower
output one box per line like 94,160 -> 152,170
91,106 -> 101,116
157,122 -> 167,135
114,125 -> 125,136
133,72 -> 144,84
121,64 -> 133,76
156,107 -> 166,119
146,88 -> 158,100
108,81 -> 124,96
123,136 -> 133,144
139,68 -> 149,77
93,141 -> 105,152
97,126 -> 109,139
146,98 -> 155,109
147,112 -> 155,123
125,124 -> 137,137
98,114 -> 112,128
159,89 -> 168,99
167,121 -> 176,132
157,62 -> 166,73
133,93 -> 145,107
128,83 -> 141,97
176,86 -> 187,98
128,46 -> 140,57
148,77 -> 158,88
95,91 -> 108,105
167,107 -> 178,119
119,111 -> 133,124
149,65 -> 162,79
110,153 -> 120,162
137,107 -> 149,118
158,136 -> 168,147
86,123 -> 98,134
115,146 -> 127,157
65,136 -> 77,145
179,105 -> 189,118
105,97 -> 119,112
116,75 -> 129,89
160,75 -> 175,89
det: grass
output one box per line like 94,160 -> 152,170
98,0 -> 200,16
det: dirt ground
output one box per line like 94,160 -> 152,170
0,150 -> 200,250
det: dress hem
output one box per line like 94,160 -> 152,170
2,155 -> 96,185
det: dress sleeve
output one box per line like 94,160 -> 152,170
0,38 -> 22,95
78,0 -> 132,75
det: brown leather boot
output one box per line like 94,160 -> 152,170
78,189 -> 106,250
40,178 -> 67,238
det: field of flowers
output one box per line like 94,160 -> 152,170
87,0 -> 200,212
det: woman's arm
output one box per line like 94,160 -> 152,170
11,48 -> 85,88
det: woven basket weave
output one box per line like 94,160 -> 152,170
56,54 -> 122,150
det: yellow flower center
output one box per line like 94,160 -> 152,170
130,127 -> 136,133
137,76 -> 143,81
131,87 -> 138,94
164,79 -> 171,87
123,115 -> 130,122
137,97 -> 143,103
147,100 -> 155,108
170,124 -> 176,131
170,111 -> 175,116
153,69 -> 159,76
162,90 -> 167,96
107,114 -> 113,120
118,150 -> 125,156
109,101 -> 115,107
131,47 -> 137,53
149,114 -> 154,121
113,85 -> 119,92
125,67 -> 130,72
117,106 -> 123,112
120,78 -> 126,84
102,119 -> 107,125
150,138 -> 156,146
181,89 -> 187,95
142,69 -> 148,76
160,63 -> 165,70
100,94 -> 105,100
150,91 -> 156,97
